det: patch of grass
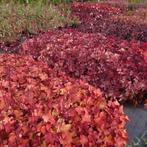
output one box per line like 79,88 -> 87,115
0,0 -> 71,4
0,1 -> 76,43
128,0 -> 145,4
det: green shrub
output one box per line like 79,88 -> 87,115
0,1 -> 75,43
0,0 -> 72,4
128,0 -> 145,4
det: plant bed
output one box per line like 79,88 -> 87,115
19,28 -> 147,104
75,14 -> 147,42
71,2 -> 147,42
0,54 -> 128,146
102,0 -> 147,11
0,2 -> 146,147
71,2 -> 122,19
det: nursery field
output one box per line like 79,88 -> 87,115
0,0 -> 147,146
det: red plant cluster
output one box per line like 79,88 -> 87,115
134,8 -> 147,17
20,29 -> 147,104
0,54 -> 128,146
71,2 -> 147,42
81,16 -> 147,41
99,0 -> 128,11
103,0 -> 147,11
71,2 -> 121,20
103,15 -> 147,42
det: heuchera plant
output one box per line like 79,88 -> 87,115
20,29 -> 147,104
0,54 -> 128,146
71,2 -> 121,26
71,2 -> 147,42
71,2 -> 122,18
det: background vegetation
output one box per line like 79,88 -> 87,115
0,0 -> 146,43
0,0 -> 76,43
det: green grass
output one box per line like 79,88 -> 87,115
0,0 -> 72,5
128,0 -> 145,4
0,0 -> 76,43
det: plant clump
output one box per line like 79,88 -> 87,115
71,2 -> 147,42
0,54 -> 128,146
71,2 -> 121,20
20,28 -> 147,104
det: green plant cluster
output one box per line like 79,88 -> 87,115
0,0 -> 76,43
128,0 -> 145,4
0,0 -> 72,4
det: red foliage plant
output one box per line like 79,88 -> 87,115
0,54 -> 128,146
134,8 -> 147,17
20,28 -> 147,104
71,2 -> 147,42
102,0 -> 147,11
71,2 -> 121,20
98,0 -> 129,11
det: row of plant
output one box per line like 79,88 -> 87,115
71,2 -> 122,17
18,28 -> 147,105
103,0 -> 147,11
0,54 -> 128,146
71,2 -> 147,42
0,1 -> 146,146
0,1 -> 146,44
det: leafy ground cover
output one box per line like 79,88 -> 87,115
0,0 -> 146,146
19,28 -> 147,105
71,2 -> 147,41
71,2 -> 122,17
103,0 -> 147,11
0,54 -> 128,146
